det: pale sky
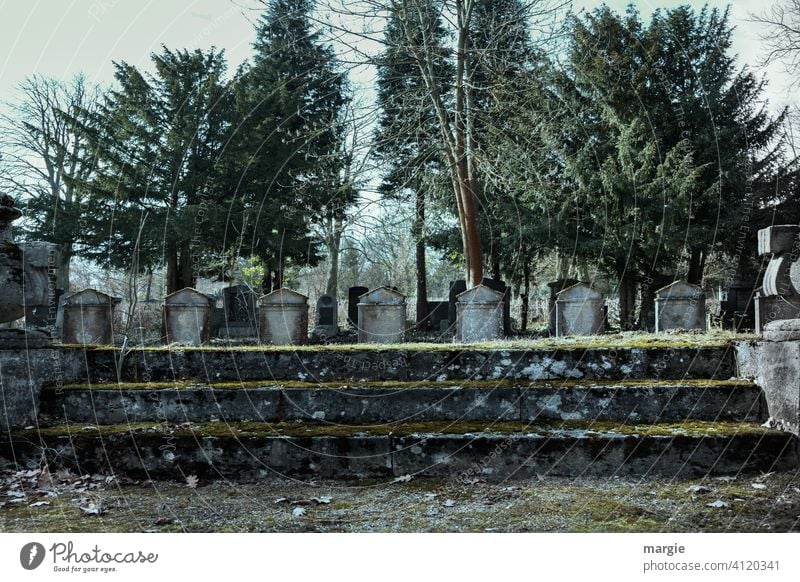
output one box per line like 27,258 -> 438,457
0,0 -> 793,111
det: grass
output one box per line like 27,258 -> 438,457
54,330 -> 754,353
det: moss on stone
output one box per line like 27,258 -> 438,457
46,377 -> 755,393
54,330 -> 750,354
16,418 -> 782,440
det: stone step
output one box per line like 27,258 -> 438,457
64,344 -> 735,383
40,379 -> 765,425
4,420 -> 796,480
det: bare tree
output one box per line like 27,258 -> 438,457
0,74 -> 102,290
752,0 -> 800,83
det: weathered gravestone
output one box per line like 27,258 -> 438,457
547,279 -> 580,335
347,286 -> 368,328
358,287 -> 406,343
62,289 -> 120,345
449,278 -> 511,333
655,281 -> 707,332
259,288 -> 309,345
220,284 -> 258,338
163,288 -> 214,346
457,284 -> 503,342
720,280 -> 757,331
315,294 -> 339,339
554,283 -> 605,337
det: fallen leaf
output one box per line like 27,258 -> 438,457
7,490 -> 25,498
29,501 -> 50,508
392,474 -> 413,484
185,475 -> 199,489
154,517 -> 175,526
292,506 -> 306,518
443,499 -> 456,507
751,483 -> 767,490
313,496 -> 332,504
706,500 -> 729,509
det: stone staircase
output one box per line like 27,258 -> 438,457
4,343 -> 798,481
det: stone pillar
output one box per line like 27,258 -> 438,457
62,289 -> 119,345
554,283 -> 605,337
314,294 -> 339,339
655,281 -> 707,332
457,284 -> 503,343
357,287 -> 406,343
737,320 -> 800,435
259,288 -> 309,345
163,288 -> 213,346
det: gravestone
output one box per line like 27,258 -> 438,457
655,281 -> 707,332
259,288 -> 309,345
449,278 -> 511,333
427,300 -> 450,332
720,281 -> 757,331
547,279 -> 580,335
163,288 -> 214,346
358,287 -> 406,343
457,284 -> 503,342
347,286 -> 368,328
554,283 -> 605,337
315,294 -> 339,339
62,289 -> 120,345
220,284 -> 258,338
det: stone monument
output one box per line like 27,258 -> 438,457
554,283 -> 605,337
314,294 -> 339,339
357,286 -> 406,343
654,281 -> 707,332
457,284 -> 503,342
259,288 -> 309,345
62,288 -> 120,345
163,287 -> 214,346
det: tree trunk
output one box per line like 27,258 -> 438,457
413,188 -> 429,327
521,260 -> 531,332
491,243 -> 501,281
57,243 -> 72,291
687,248 -> 706,285
617,262 -> 637,331
166,240 -> 179,295
325,216 -> 343,297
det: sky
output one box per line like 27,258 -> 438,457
0,0 -> 794,113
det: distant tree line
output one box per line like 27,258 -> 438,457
1,0 -> 799,331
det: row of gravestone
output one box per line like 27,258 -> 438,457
56,280 -> 711,346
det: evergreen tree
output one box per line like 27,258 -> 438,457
230,0 -> 350,291
75,47 -> 234,293
376,0 -> 452,324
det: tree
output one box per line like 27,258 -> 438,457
75,47 -> 234,293
0,74 -> 102,289
231,0 -> 351,291
515,4 -> 790,328
375,0 -> 452,324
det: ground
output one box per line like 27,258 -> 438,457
2,469 -> 799,533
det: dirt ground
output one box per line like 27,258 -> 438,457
2,466 -> 799,533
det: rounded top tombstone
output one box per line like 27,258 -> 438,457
165,287 -> 214,307
456,284 -> 503,305
260,287 -> 308,306
359,286 -> 406,305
